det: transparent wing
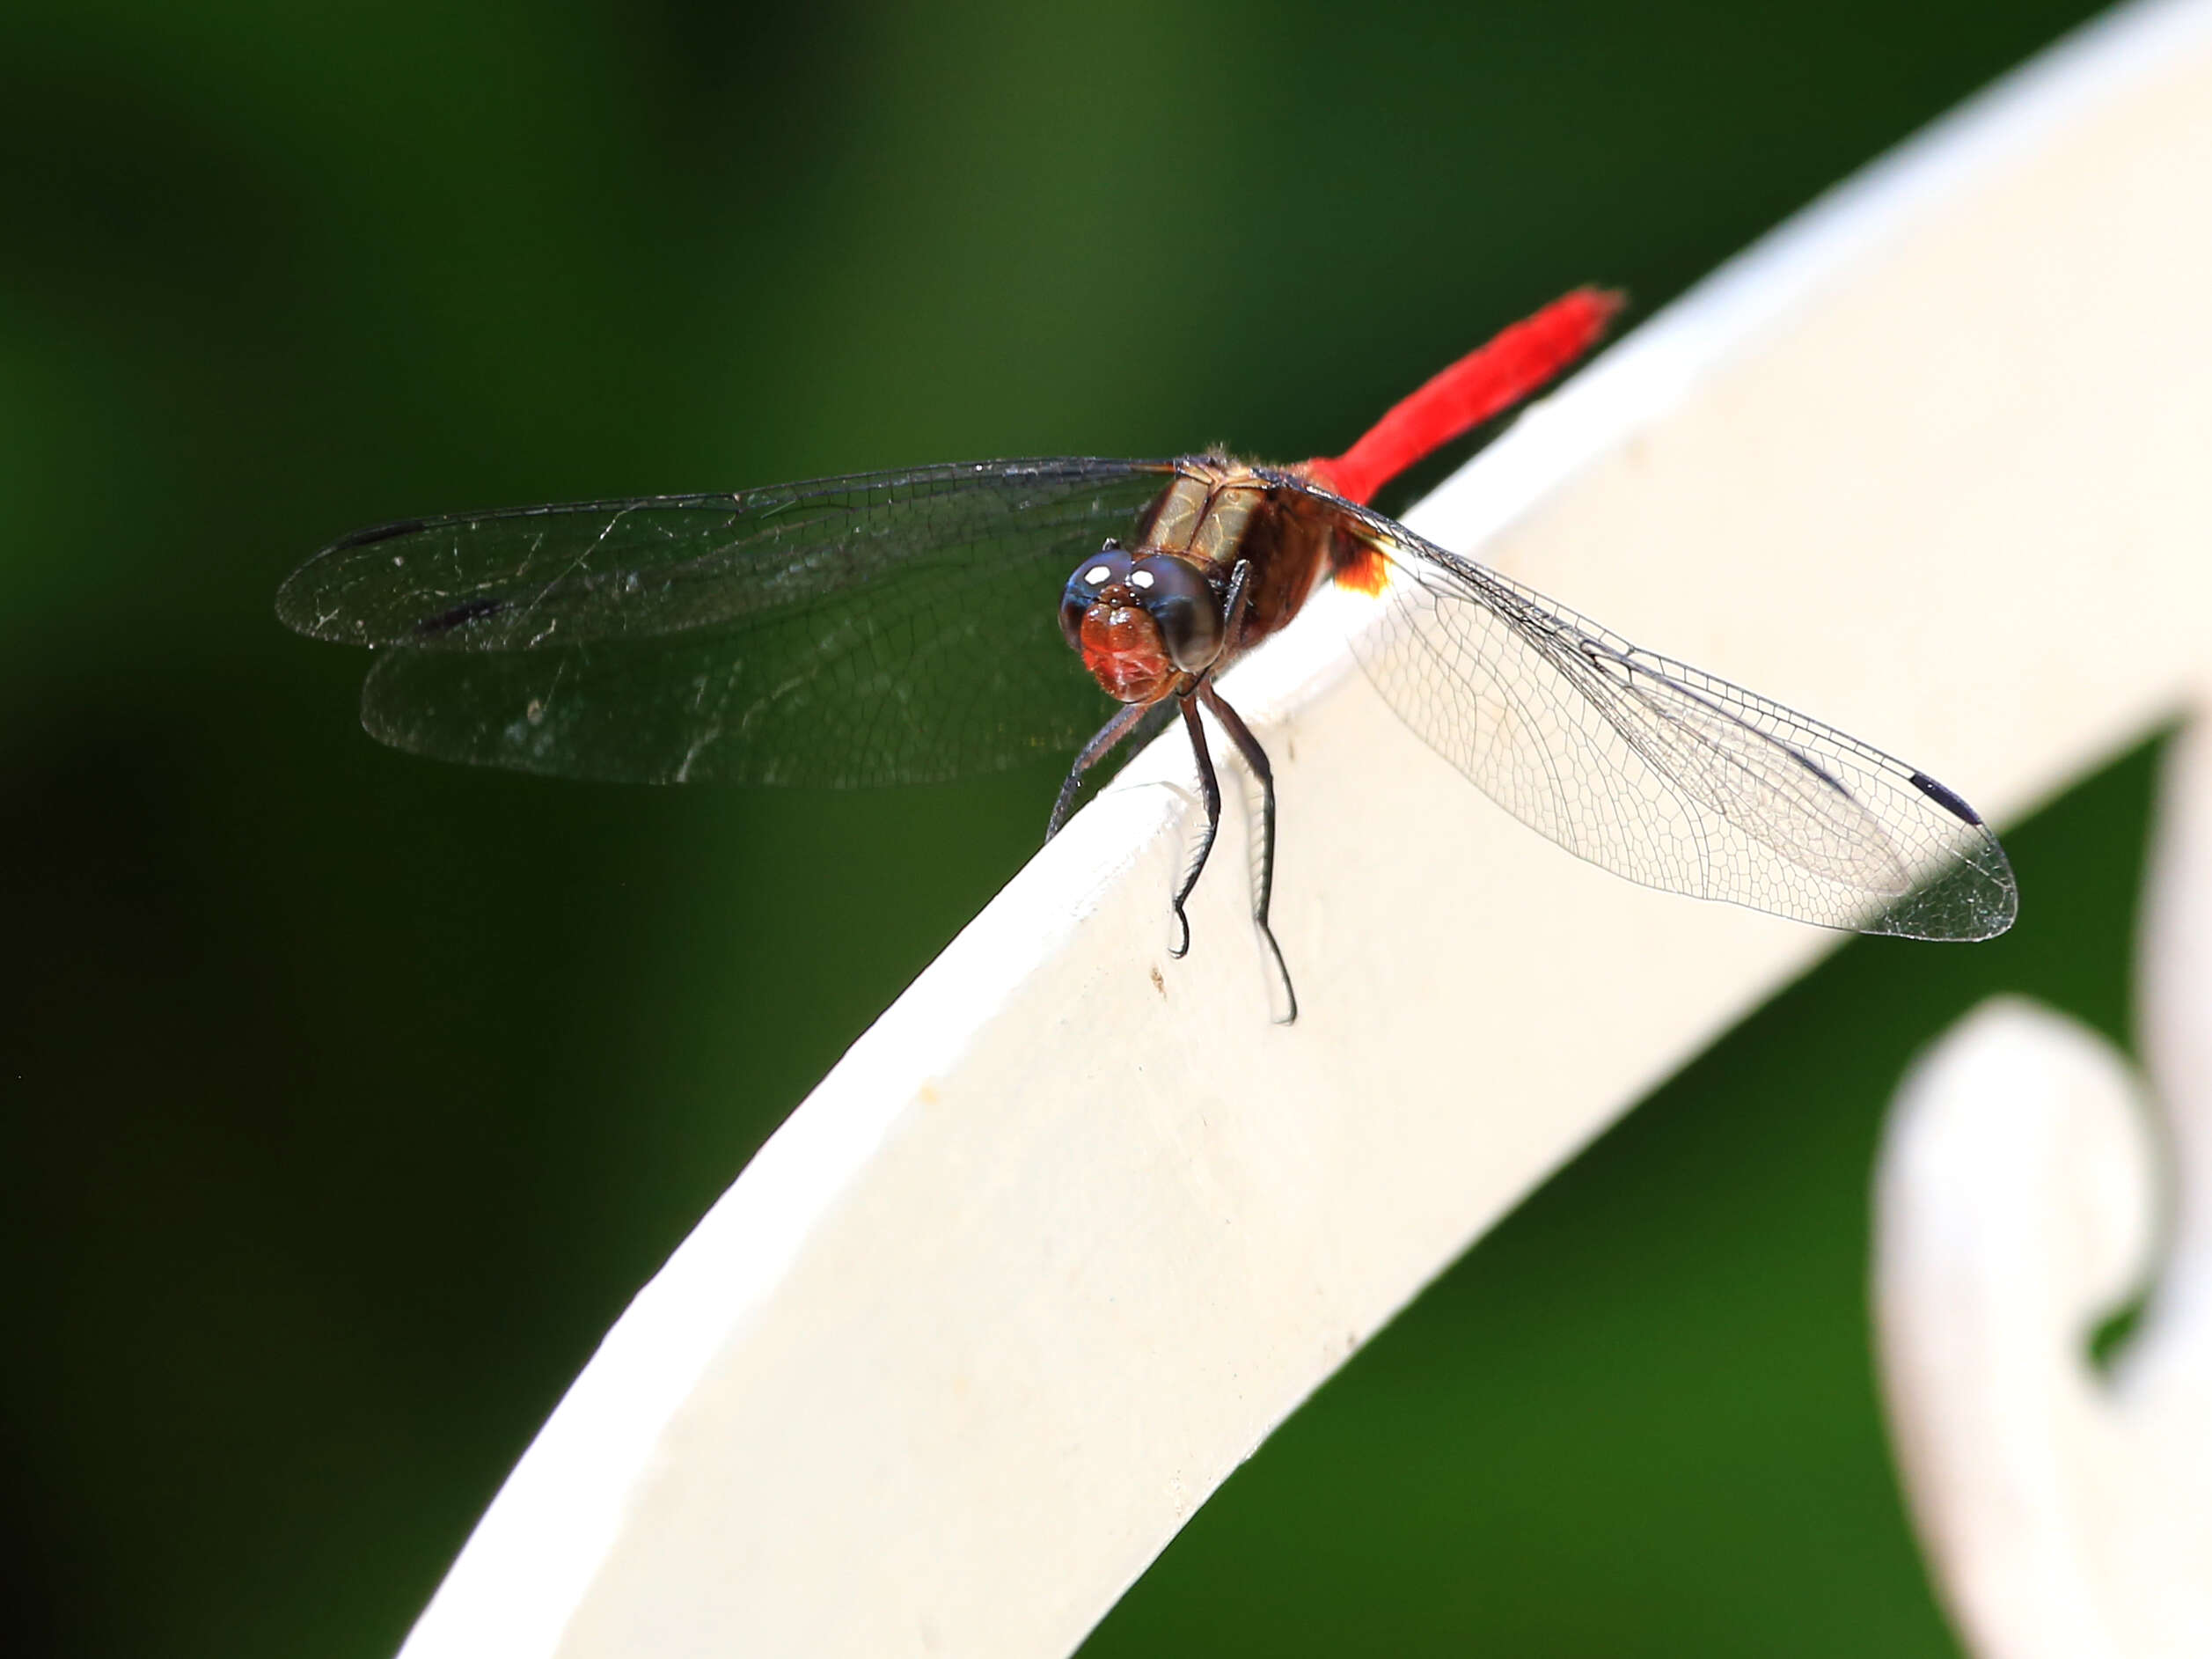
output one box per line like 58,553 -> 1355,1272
276,460 -> 1175,786
1331,503 -> 2017,939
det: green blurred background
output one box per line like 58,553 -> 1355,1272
3,1 -> 2145,1655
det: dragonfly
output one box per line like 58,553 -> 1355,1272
277,289 -> 2018,1022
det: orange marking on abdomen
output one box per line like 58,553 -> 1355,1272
1333,543 -> 1391,597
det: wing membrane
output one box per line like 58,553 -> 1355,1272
281,460 -> 1174,786
1329,501 -> 2016,940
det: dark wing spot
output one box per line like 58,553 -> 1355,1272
416,596 -> 508,638
1910,770 -> 1983,825
332,518 -> 428,550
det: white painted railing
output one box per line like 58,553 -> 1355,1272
397,2 -> 2212,1653
1876,716 -> 2212,1659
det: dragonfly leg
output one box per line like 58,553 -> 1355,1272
1169,693 -> 1223,959
1047,700 -> 1154,840
1199,680 -> 1297,1024
1222,558 -> 1254,653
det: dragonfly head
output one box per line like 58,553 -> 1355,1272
1061,543 -> 1224,703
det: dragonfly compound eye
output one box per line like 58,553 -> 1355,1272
1060,542 -> 1135,650
1062,545 -> 1194,705
1127,555 -> 1223,673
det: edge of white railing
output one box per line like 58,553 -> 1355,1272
399,3 -> 2212,1655
1873,715 -> 2212,1659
